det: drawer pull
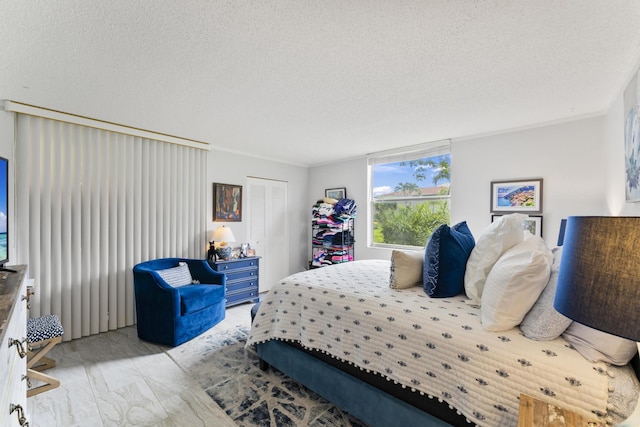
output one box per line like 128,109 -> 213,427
21,294 -> 31,310
9,337 -> 29,358
10,403 -> 29,426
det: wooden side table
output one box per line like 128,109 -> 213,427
518,394 -> 603,427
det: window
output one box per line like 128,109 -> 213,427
368,140 -> 451,249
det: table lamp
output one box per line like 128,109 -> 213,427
209,226 -> 236,261
553,216 -> 640,426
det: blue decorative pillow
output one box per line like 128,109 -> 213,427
423,222 -> 475,297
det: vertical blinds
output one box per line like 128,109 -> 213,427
15,114 -> 207,341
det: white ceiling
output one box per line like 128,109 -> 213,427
1,1 -> 640,166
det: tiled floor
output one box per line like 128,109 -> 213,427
29,302 -> 255,427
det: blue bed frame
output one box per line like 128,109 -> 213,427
256,340 -> 460,427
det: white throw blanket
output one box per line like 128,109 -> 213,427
247,260 -> 613,426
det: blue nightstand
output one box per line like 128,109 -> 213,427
208,257 -> 260,307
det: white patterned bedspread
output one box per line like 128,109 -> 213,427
247,260 -> 632,426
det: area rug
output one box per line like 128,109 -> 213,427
167,326 -> 368,427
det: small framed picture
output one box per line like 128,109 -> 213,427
490,178 -> 543,214
325,187 -> 346,199
524,216 -> 543,237
491,214 -> 543,237
214,183 -> 242,222
246,248 -> 256,257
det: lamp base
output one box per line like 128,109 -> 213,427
215,246 -> 232,260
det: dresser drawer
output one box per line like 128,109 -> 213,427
224,268 -> 258,283
227,278 -> 259,294
213,257 -> 259,272
0,267 -> 28,427
226,286 -> 259,306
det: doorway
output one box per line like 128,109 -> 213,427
246,177 -> 289,293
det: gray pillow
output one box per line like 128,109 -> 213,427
157,262 -> 193,287
520,247 -> 572,340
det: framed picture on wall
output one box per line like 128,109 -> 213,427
623,69 -> 640,202
325,187 -> 346,199
213,183 -> 242,222
492,214 -> 543,237
524,215 -> 543,237
490,178 -> 543,214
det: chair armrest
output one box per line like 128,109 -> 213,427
184,259 -> 226,286
132,269 -> 181,316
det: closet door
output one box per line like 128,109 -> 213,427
247,177 -> 288,293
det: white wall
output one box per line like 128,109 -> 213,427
310,115 -> 609,261
452,116 -> 607,243
207,149 -> 309,273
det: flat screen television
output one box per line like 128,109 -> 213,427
0,156 -> 9,269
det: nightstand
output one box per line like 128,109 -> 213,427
518,394 -> 602,427
208,257 -> 260,307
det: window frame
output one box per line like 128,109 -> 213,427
367,140 -> 451,250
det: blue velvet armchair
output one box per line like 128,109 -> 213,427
133,258 -> 226,346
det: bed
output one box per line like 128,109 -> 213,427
246,259 -> 640,426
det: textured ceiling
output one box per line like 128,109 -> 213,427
1,1 -> 640,166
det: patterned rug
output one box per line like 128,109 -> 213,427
167,326 -> 368,427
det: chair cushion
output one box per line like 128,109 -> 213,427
178,284 -> 225,315
27,314 -> 64,343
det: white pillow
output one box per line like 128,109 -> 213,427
389,249 -> 425,289
562,322 -> 638,366
520,247 -> 572,340
157,262 -> 193,287
464,213 -> 526,304
481,234 -> 553,332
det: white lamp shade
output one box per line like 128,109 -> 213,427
212,226 -> 236,243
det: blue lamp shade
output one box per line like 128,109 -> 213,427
553,216 -> 640,341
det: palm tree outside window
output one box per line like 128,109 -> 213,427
368,140 -> 451,248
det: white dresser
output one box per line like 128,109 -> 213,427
0,266 -> 29,426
